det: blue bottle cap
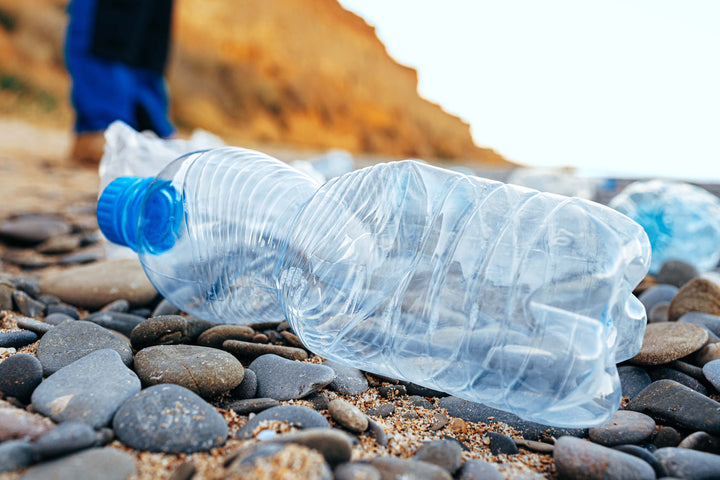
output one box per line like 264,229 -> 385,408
97,177 -> 154,251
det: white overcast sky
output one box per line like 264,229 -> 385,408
338,0 -> 720,180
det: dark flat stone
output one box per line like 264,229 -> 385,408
223,339 -> 308,361
0,330 -> 38,348
0,353 -> 43,400
17,447 -> 135,480
32,422 -> 98,459
15,317 -> 52,335
324,360 -> 369,395
0,216 -> 70,245
249,354 -> 335,401
612,444 -> 667,478
237,405 -> 329,439
83,311 -> 146,337
678,312 -> 720,337
456,459 -> 503,480
12,290 -> 46,317
368,457 -> 452,480
225,398 -> 279,415
196,325 -> 256,348
413,439 -> 463,473
486,431 -> 519,455
553,436 -> 655,480
267,428 -> 353,467
639,284 -> 679,312
618,366 -> 653,399
649,367 -> 708,395
588,410 -> 656,446
230,368 -> 257,400
655,447 -> 720,479
0,440 -> 35,473
656,260 -> 699,288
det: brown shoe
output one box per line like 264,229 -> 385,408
70,132 -> 106,167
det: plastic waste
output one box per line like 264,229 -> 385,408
609,180 -> 720,274
97,147 -> 651,427
507,167 -> 599,200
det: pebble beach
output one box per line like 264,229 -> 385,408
1,121 -> 720,480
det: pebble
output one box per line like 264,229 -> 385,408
0,401 -> 55,442
32,349 -> 141,428
225,443 -> 331,479
703,359 -> 720,391
428,412 -> 449,431
406,395 -> 433,409
15,317 -> 52,335
130,315 -> 213,350
631,322 -> 708,365
366,404 -> 396,418
655,447 -> 720,479
83,311 -> 146,337
413,439 -> 463,473
697,343 -> 720,366
100,299 -> 130,313
249,354 -> 335,401
670,360 -> 707,382
167,461 -> 196,480
334,463 -> 381,480
58,247 -> 104,266
279,330 -> 303,347
648,302 -> 670,323
2,251 -> 54,269
0,282 -> 13,310
677,431 -> 720,454
627,380 -> 720,434
151,298 -> 181,317
324,360 -> 369,395
378,384 -> 406,399
267,428 -> 354,466
402,381 -> 449,398
230,368 -> 257,399
328,399 -> 368,433
223,339 -> 308,361
39,258 -> 157,310
134,344 -> 244,397
668,278 -> 720,322
46,303 -> 79,319
237,405 -> 330,439
649,367 -> 708,394
456,459 -> 504,480
366,418 -> 387,447
0,353 -> 43,400
17,447 -> 136,480
612,445 -> 667,478
0,215 -> 71,245
514,438 -> 555,454
653,426 -> 682,448
639,284 -> 679,312
11,290 -> 46,317
588,410 -> 656,446
113,384 -> 228,453
225,398 -> 280,415
368,457 -> 452,480
0,440 -> 35,473
678,311 -> 720,337
43,312 -> 75,326
36,320 -> 133,375
656,260 -> 699,288
437,396 -> 586,441
32,422 -> 98,459
486,431 -> 519,455
9,277 -> 40,299
553,436 -> 655,480
306,392 -> 330,411
37,234 -> 82,254
0,330 -> 38,348
196,325 -> 256,348
618,366 -> 653,399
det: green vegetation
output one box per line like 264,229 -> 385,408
0,71 -> 57,112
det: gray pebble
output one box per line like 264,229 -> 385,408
456,459 -> 504,480
167,461 -> 196,480
32,422 -> 98,459
100,299 -> 130,313
678,312 -> 720,337
197,325 -> 255,348
0,440 -> 35,473
368,457 -> 452,480
514,438 -> 555,454
43,313 -> 75,326
703,359 -> 720,391
366,418 -> 387,447
366,403 -> 395,418
487,431 -> 519,455
83,311 -> 146,337
0,353 -> 43,400
130,315 -> 212,350
324,360 -> 369,395
17,447 -> 135,480
237,405 -> 329,439
249,354 -> 335,401
0,281 -> 14,310
134,344 -> 244,397
15,317 -> 52,335
223,339 -> 308,361
656,260 -> 699,287
588,410 -> 657,446
36,321 -> 133,376
653,426 -> 682,448
12,290 -> 46,317
9,277 -> 40,299
619,366 -> 653,399
378,384 -> 406,399
46,304 -> 79,319
670,360 -> 707,382
406,395 -> 433,409
334,463 -> 381,480
650,367 -> 708,395
649,302 -> 670,323
655,447 -> 720,479
0,330 -> 38,348
0,216 -> 70,245
230,368 -> 257,400
0,403 -> 54,442
677,431 -> 720,454
37,234 -> 81,254
612,444 -> 667,478
32,349 -> 141,428
639,284 -> 679,312
413,439 -> 463,473
151,298 -> 181,317
554,436 -> 655,480
113,384 -> 227,453
401,381 -> 448,398
268,428 -> 353,466
305,391 -> 330,411
329,399 -> 368,433
225,398 -> 280,415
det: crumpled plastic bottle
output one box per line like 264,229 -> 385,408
609,180 -> 720,274
97,147 -> 651,427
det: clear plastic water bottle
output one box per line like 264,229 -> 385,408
609,180 -> 720,274
97,147 -> 651,427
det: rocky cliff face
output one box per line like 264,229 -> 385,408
0,0 -> 510,164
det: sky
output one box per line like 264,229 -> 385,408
337,0 -> 720,181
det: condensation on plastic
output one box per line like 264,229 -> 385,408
122,148 -> 650,427
609,180 -> 720,274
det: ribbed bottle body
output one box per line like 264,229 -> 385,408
278,160 -> 651,426
136,147 -> 319,323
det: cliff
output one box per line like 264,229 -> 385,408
0,0 -> 511,164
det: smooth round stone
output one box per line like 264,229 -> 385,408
653,426 -> 682,448
612,445 -> 667,478
366,403 -> 395,418
230,368 -> 257,400
83,311 -> 146,337
59,248 -> 104,266
249,354 -> 335,401
0,440 -> 35,473
0,216 -> 70,245
696,343 -> 720,366
37,233 -> 81,254
618,366 -> 652,399
677,431 -> 720,454
639,284 -> 679,312
328,399 -> 368,433
225,443 -> 331,479
627,380 -> 720,435
655,447 -> 720,479
0,282 -> 13,310
631,323 -> 709,365
134,345 -> 244,397
130,315 -> 213,350
456,459 -> 503,480
0,330 -> 38,348
237,405 -> 330,439
100,299 -> 130,313
268,428 -> 353,467
0,401 -> 55,442
703,359 -> 720,391
12,291 -> 46,317
588,411 -> 656,446
32,349 -> 141,429
368,457 -> 452,480
670,360 -> 707,382
32,422 -> 98,459
413,439 -> 463,473
486,431 -> 519,455
334,463 -> 381,480
553,436 -> 655,480
656,261 -> 699,288
113,384 -> 228,453
0,353 -> 43,400
649,367 -> 708,394
406,395 -> 433,409
225,398 -> 280,415
15,317 -> 52,335
36,321 -> 133,376
402,381 -> 448,398
151,299 -> 181,317
197,325 -> 255,348
649,302 -> 670,323
17,448 -> 135,480
223,339 -> 308,361
324,360 -> 369,395
39,258 -> 157,310
43,313 -> 75,326
46,304 -> 79,319
668,278 -> 720,322
366,418 -> 387,447
678,312 -> 720,337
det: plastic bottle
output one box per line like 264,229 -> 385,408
609,180 -> 720,274
97,147 -> 651,427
